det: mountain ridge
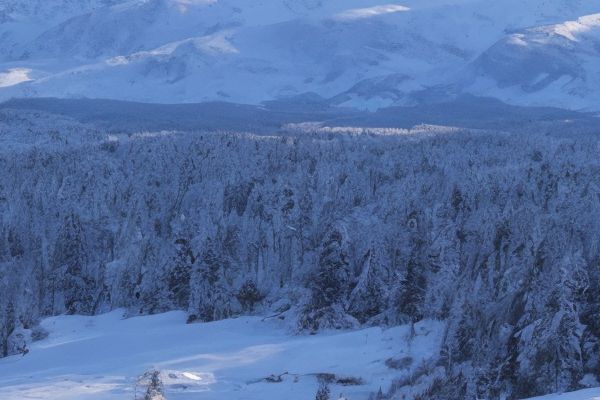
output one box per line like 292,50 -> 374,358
0,0 -> 599,109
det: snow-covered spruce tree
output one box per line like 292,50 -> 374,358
508,250 -> 588,397
347,248 -> 385,324
396,257 -> 426,323
236,280 -> 263,312
138,241 -> 171,315
50,213 -> 94,315
315,383 -> 331,400
581,257 -> 600,379
369,387 -> 385,400
167,238 -> 194,310
187,237 -> 235,323
0,302 -> 15,357
143,370 -> 165,400
299,226 -> 357,331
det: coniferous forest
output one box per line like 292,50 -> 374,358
1,110 -> 599,399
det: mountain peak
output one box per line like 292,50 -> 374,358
0,0 -> 599,109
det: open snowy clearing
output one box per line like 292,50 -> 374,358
527,388 -> 600,400
0,310 -> 444,400
0,311 -> 597,400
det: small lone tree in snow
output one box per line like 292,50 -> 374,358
138,370 -> 165,400
236,280 -> 263,312
315,383 -> 331,400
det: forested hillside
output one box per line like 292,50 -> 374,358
1,110 -> 600,399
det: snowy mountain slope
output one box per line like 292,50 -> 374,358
0,0 -> 126,58
1,0 -> 599,108
0,2 -> 466,103
0,310 -> 444,400
17,0 -> 235,61
0,0 -> 122,23
465,14 -> 600,110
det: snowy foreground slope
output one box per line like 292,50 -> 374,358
1,0 -> 600,109
0,310 -> 443,400
528,389 -> 600,400
0,311 -> 597,400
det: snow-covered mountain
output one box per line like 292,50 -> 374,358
0,0 -> 599,109
466,13 -> 600,109
0,0 -> 123,56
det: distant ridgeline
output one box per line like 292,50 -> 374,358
1,110 -> 600,399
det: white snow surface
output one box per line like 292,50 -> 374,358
524,388 -> 600,400
0,310 -> 444,400
0,0 -> 600,109
1,310 -> 598,400
0,68 -> 31,87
